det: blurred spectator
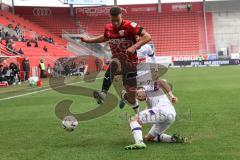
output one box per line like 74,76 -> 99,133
26,40 -> 31,47
20,36 -> 25,42
6,38 -> 10,44
0,64 -> 4,82
42,36 -> 48,42
15,24 -> 20,35
198,55 -> 204,66
64,64 -> 70,76
187,4 -> 192,12
39,59 -> 46,78
43,46 -> 48,52
9,63 -> 21,85
8,24 -> 13,29
47,64 -> 52,77
3,66 -> 10,84
79,62 -> 87,76
71,62 -> 76,70
15,24 -> 24,41
22,58 -> 30,81
95,57 -> 101,71
18,48 -> 24,54
14,24 -> 20,31
1,28 -> 4,35
38,35 -> 43,41
6,40 -> 18,55
34,41 -> 39,47
6,41 -> 14,53
34,36 -> 38,42
49,37 -> 54,44
42,36 -> 54,44
5,31 -> 9,38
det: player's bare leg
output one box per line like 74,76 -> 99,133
125,85 -> 139,112
118,83 -> 140,113
120,60 -> 139,112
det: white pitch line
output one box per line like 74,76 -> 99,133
0,88 -> 52,101
0,77 -> 103,102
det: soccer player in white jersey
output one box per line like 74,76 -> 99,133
123,79 -> 189,150
137,43 -> 155,63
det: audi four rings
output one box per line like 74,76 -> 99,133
33,8 -> 52,16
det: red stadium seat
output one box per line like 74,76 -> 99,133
74,11 -> 215,55
0,10 -> 75,69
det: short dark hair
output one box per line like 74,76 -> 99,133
110,7 -> 122,16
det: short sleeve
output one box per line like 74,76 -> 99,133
129,21 -> 143,36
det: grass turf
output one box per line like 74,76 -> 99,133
0,66 -> 240,160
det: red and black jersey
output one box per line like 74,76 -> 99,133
104,19 -> 143,62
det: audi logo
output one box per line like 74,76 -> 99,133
33,8 -> 52,16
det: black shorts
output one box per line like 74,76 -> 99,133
119,56 -> 137,88
110,53 -> 138,88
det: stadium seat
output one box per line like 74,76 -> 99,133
75,11 -> 215,55
0,10 -> 76,69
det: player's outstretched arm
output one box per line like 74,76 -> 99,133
156,79 -> 178,104
156,79 -> 172,93
80,35 -> 109,44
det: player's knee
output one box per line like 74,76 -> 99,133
158,111 -> 176,124
110,59 -> 121,73
165,112 -> 176,124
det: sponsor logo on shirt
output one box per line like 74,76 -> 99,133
131,22 -> 137,28
119,30 -> 125,36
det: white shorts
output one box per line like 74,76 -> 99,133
138,102 -> 176,125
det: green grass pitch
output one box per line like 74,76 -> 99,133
0,66 -> 240,160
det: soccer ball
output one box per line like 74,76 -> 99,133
62,116 -> 78,132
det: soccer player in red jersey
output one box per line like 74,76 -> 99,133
80,6 -> 151,111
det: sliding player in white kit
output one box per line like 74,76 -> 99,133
123,79 -> 189,150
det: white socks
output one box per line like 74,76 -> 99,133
154,133 -> 174,143
130,121 -> 143,144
